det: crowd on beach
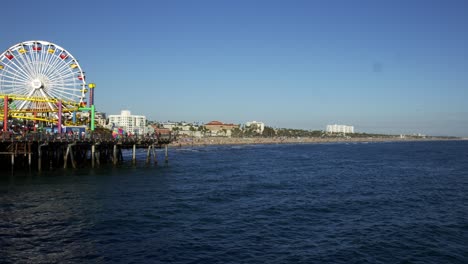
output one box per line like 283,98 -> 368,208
170,135 -> 437,147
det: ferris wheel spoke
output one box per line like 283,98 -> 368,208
41,47 -> 58,76
0,68 -> 30,83
15,49 -> 37,78
0,83 -> 27,88
0,83 -> 29,93
48,68 -> 75,84
16,89 -> 37,110
22,45 -> 40,77
43,47 -> 67,77
48,85 -> 81,93
49,88 -> 80,101
0,78 -> 29,85
31,44 -> 42,75
51,88 -> 82,99
44,59 -> 64,79
50,72 -> 78,84
46,83 -> 80,95
0,84 -> 28,95
1,63 -> 31,83
52,91 -> 82,101
4,55 -> 33,80
47,62 -> 76,83
49,58 -> 79,81
40,47 -> 53,77
33,44 -> 44,75
38,89 -> 57,110
42,47 -> 60,77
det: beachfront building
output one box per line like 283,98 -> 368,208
108,110 -> 147,135
150,124 -> 172,135
205,121 -> 239,137
95,112 -> 107,127
161,121 -> 180,130
161,122 -> 202,137
326,124 -> 354,134
245,121 -> 265,134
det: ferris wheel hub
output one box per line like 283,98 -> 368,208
31,79 -> 43,89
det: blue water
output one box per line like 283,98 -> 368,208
1,141 -> 467,263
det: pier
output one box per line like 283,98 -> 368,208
0,132 -> 174,172
0,39 -> 177,173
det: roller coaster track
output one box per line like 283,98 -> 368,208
0,93 -> 83,122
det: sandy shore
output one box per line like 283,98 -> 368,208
170,136 -> 455,147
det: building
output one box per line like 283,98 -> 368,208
326,124 -> 354,134
160,122 -> 179,131
108,110 -> 147,135
245,121 -> 265,134
95,111 -> 107,127
205,121 -> 239,137
150,124 -> 171,135
161,122 -> 202,137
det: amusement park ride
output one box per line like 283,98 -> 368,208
0,40 -> 96,133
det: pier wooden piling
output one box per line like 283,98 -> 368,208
132,144 -> 137,165
165,145 -> 169,164
152,144 -> 157,165
91,144 -> 96,168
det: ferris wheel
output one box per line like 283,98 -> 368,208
0,40 -> 87,113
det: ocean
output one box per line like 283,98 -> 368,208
1,140 -> 467,263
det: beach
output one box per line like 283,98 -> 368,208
170,136 -> 453,147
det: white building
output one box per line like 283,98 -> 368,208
245,121 -> 265,134
95,111 -> 107,127
108,110 -> 147,135
326,124 -> 354,134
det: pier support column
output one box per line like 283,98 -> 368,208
38,143 -> 47,172
146,145 -> 152,165
27,142 -> 32,168
132,144 -> 137,165
95,143 -> 100,166
64,143 -> 76,169
165,145 -> 169,164
152,144 -> 157,165
119,148 -> 124,163
91,144 -> 95,168
113,144 -> 118,165
64,146 -> 69,168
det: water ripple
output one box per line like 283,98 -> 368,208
1,141 -> 467,263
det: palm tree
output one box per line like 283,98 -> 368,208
189,125 -> 196,137
217,128 -> 227,137
172,126 -> 180,136
231,127 -> 243,138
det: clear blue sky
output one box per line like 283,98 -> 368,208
2,0 -> 468,136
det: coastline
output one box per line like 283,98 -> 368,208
170,136 -> 460,148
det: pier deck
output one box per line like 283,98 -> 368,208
0,132 -> 174,171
